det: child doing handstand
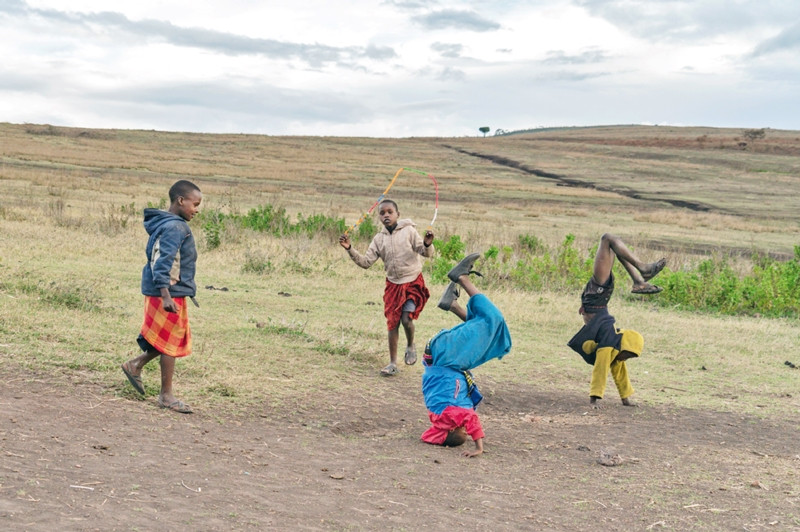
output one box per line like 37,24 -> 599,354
339,199 -> 434,376
567,233 -> 666,409
121,180 -> 202,413
421,253 -> 512,457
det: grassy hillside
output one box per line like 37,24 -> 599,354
1,122 -> 798,418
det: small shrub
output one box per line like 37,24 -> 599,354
200,208 -> 227,250
356,217 -> 377,242
241,249 -> 273,275
428,235 -> 467,283
436,235 -> 466,262
294,213 -> 346,238
518,233 -> 545,254
99,202 -> 136,236
242,204 -> 291,235
146,198 -> 168,210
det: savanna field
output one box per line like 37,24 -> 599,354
1,122 -> 799,530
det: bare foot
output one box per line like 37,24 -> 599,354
621,398 -> 638,407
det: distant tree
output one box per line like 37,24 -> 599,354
742,128 -> 766,142
479,126 -> 490,137
494,128 -> 506,136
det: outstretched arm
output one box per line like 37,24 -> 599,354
340,234 -> 380,269
462,437 -> 483,458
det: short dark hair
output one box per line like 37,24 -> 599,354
169,180 -> 201,203
379,199 -> 399,212
443,427 -> 467,447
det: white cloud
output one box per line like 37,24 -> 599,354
0,0 -> 798,136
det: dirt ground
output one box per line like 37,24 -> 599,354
2,366 -> 799,531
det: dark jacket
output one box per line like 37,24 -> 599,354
567,308 -> 620,365
140,209 -> 197,298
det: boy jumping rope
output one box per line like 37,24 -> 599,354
339,199 -> 434,376
121,180 -> 202,413
567,233 -> 666,409
421,253 -> 512,457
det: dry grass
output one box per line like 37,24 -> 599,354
1,122 -> 799,419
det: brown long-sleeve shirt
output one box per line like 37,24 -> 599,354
346,219 -> 434,284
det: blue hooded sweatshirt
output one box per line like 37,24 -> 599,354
140,208 -> 197,298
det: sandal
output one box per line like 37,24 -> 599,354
447,253 -> 483,283
631,284 -> 663,295
380,363 -> 398,376
158,398 -> 193,413
642,258 -> 667,281
437,281 -> 460,311
404,346 -> 417,365
121,362 -> 145,395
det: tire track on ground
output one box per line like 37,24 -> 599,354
442,144 -> 717,213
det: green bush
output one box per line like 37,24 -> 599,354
241,205 -> 291,235
199,203 -> 800,318
294,213 -> 347,238
655,251 -> 800,317
356,217 -> 377,242
428,235 -> 467,283
518,233 -> 545,254
200,208 -> 227,250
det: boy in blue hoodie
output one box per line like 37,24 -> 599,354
421,253 -> 512,457
121,180 -> 202,413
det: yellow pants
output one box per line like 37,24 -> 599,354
589,347 -> 634,399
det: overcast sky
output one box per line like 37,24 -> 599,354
1,0 -> 799,137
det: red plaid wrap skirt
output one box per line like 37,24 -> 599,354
383,273 -> 430,330
140,296 -> 192,358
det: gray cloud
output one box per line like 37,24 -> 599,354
751,21 -> 800,56
0,69 -> 47,92
538,70 -> 612,82
431,42 -> 463,58
102,81 -> 370,123
574,0 -> 800,42
413,9 -> 501,31
434,67 -> 467,82
543,48 -> 609,65
1,1 -> 395,68
382,0 -> 435,9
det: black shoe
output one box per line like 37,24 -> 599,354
437,281 -> 461,311
447,253 -> 482,283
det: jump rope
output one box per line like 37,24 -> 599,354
344,167 -> 439,236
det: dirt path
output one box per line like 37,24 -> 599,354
2,368 -> 799,531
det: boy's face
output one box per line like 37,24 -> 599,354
378,202 -> 398,228
176,190 -> 202,221
615,350 -> 637,362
